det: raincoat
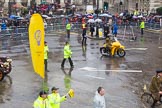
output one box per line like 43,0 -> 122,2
48,93 -> 67,108
140,21 -> 145,29
149,75 -> 162,93
66,23 -> 71,30
33,96 -> 51,108
64,44 -> 72,59
149,75 -> 162,100
44,45 -> 49,59
112,23 -> 118,35
1,22 -> 7,30
93,91 -> 106,108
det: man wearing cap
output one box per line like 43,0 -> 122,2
44,41 -> 49,72
48,87 -> 67,108
149,70 -> 162,107
33,90 -> 51,108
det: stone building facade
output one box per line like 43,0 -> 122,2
113,0 -> 162,14
1,0 -> 162,14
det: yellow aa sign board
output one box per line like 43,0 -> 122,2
99,28 -> 103,38
29,13 -> 45,79
68,89 -> 74,98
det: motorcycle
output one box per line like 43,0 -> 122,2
100,37 -> 126,57
0,57 -> 12,81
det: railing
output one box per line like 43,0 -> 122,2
117,21 -> 161,31
0,22 -> 161,38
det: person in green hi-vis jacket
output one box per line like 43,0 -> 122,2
140,19 -> 145,36
61,41 -> 74,68
33,91 -> 51,108
48,87 -> 67,108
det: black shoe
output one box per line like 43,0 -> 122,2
151,101 -> 157,108
71,66 -> 74,68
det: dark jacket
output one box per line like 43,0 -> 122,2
90,24 -> 95,32
104,25 -> 110,34
149,75 -> 162,93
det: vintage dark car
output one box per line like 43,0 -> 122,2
0,57 -> 12,81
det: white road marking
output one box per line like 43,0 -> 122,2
159,47 -> 162,48
125,48 -> 148,51
85,75 -> 105,80
92,69 -> 142,73
79,67 -> 142,73
80,67 -> 96,70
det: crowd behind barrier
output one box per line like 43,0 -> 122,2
0,21 -> 161,39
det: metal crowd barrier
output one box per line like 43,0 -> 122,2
145,22 -> 161,30
117,21 -> 161,31
45,23 -> 82,33
0,28 -> 28,40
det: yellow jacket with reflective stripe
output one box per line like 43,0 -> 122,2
134,10 -> 139,16
82,24 -> 86,29
66,24 -> 71,30
44,45 -> 49,59
33,96 -> 51,108
64,44 -> 72,59
48,93 -> 67,108
140,21 -> 145,29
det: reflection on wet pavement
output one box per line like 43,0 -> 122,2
0,31 -> 162,108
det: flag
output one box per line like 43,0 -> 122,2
29,13 -> 45,78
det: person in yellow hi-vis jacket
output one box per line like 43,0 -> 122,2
48,87 -> 67,108
140,19 -> 145,36
44,41 -> 49,72
134,9 -> 139,16
33,91 -> 51,108
61,41 -> 74,68
66,22 -> 71,38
